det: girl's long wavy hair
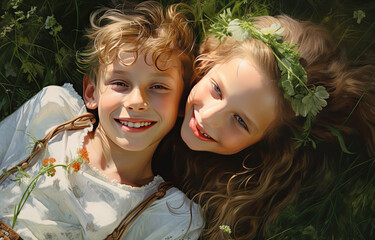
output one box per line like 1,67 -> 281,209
173,15 -> 375,239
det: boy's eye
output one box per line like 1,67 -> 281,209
113,82 -> 128,87
212,80 -> 222,99
234,114 -> 248,131
151,84 -> 168,90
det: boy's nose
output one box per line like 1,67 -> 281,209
126,88 -> 148,111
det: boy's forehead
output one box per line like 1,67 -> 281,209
117,51 -> 182,70
97,51 -> 184,84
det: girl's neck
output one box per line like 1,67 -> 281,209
83,130 -> 156,187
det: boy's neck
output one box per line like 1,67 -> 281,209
83,130 -> 157,187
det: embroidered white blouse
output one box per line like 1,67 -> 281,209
0,84 -> 203,240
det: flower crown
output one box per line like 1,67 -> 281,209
209,10 -> 329,147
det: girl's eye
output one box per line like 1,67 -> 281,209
212,80 -> 222,99
234,114 -> 248,131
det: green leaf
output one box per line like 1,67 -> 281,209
326,126 -> 354,154
281,78 -> 295,96
21,62 -> 45,83
353,10 -> 366,24
315,85 -> 329,99
4,63 -> 17,77
16,166 -> 31,178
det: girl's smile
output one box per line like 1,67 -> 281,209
188,109 -> 216,142
181,58 -> 278,155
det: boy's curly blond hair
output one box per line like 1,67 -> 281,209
78,1 -> 195,88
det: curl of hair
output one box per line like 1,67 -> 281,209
77,1 -> 195,89
175,15 -> 375,239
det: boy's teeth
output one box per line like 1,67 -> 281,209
120,121 -> 152,128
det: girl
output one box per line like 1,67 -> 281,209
0,1 -> 203,239
174,12 -> 375,239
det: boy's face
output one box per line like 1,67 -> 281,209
86,52 -> 184,152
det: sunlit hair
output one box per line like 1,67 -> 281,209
174,15 -> 375,239
77,1 -> 195,182
77,1 -> 195,89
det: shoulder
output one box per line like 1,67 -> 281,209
37,83 -> 85,114
13,84 -> 86,138
164,187 -> 203,227
131,187 -> 203,239
30,84 -> 86,127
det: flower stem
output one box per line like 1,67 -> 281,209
11,164 -> 67,228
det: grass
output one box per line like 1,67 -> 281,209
1,0 -> 374,239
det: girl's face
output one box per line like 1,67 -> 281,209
181,58 -> 278,155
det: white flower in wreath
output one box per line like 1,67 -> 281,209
228,19 -> 248,41
260,22 -> 284,40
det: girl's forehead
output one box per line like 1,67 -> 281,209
216,58 -> 270,93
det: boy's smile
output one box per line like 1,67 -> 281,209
85,51 -> 184,152
114,118 -> 156,132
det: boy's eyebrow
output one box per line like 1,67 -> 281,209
112,70 -> 175,81
112,70 -> 129,76
151,72 -> 174,79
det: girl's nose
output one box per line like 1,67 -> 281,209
126,88 -> 148,111
199,101 -> 226,129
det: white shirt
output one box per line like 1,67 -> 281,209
0,84 -> 203,240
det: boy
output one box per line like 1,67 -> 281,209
0,1 -> 202,239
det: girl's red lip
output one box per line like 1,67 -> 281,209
189,111 -> 215,142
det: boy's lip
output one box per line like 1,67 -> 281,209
188,110 -> 216,142
114,118 -> 156,132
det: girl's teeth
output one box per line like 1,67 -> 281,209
199,129 -> 211,139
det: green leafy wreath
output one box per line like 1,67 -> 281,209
209,9 -> 330,148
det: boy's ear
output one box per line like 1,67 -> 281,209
83,75 -> 98,109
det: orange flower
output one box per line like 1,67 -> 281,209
42,158 -> 56,166
79,149 -> 90,163
42,158 -> 57,177
71,162 -> 81,172
49,168 -> 56,177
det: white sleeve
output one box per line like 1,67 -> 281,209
125,188 -> 204,240
0,84 -> 86,170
